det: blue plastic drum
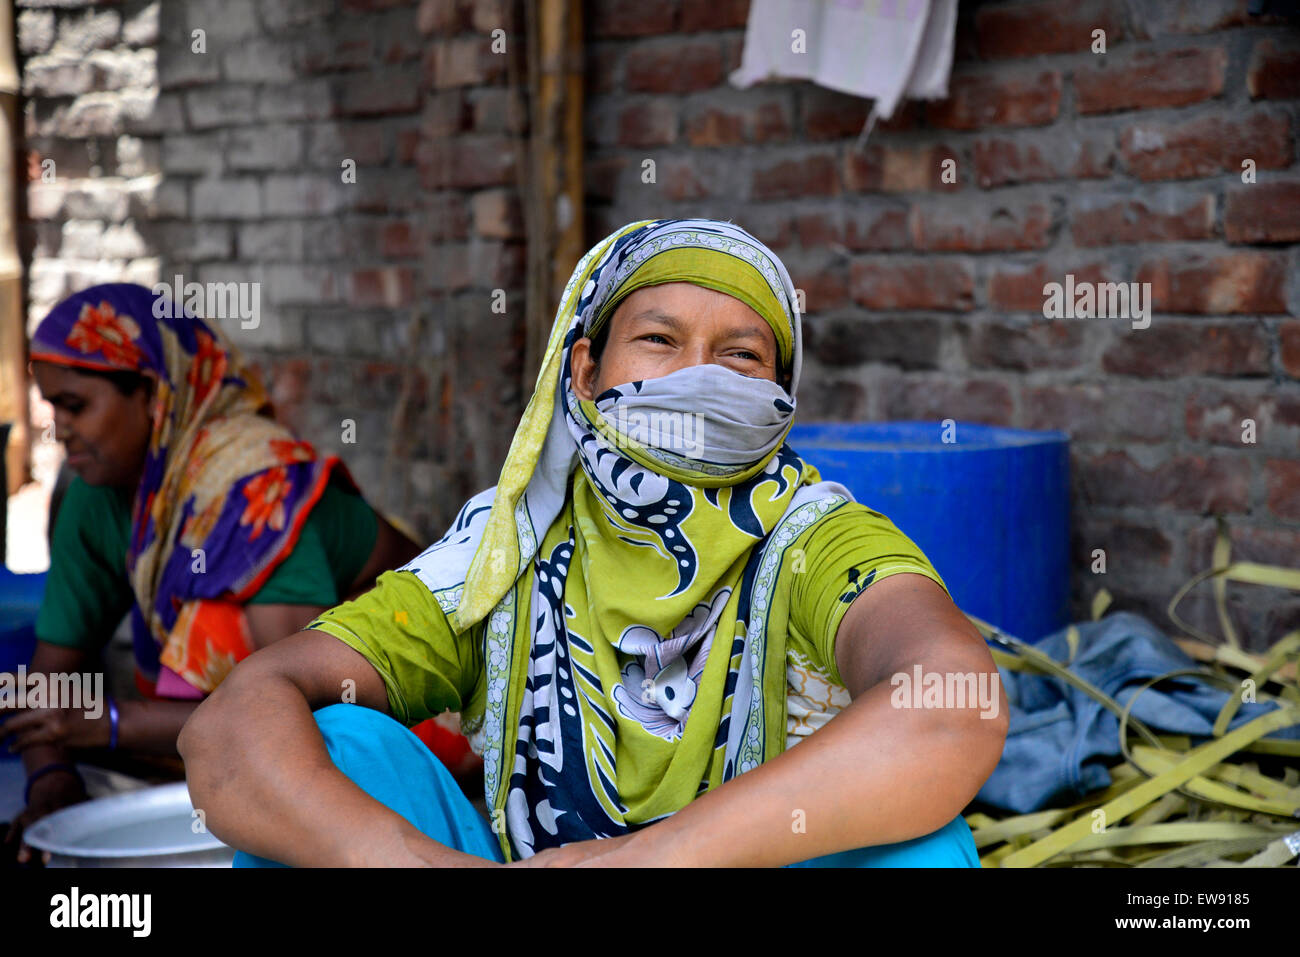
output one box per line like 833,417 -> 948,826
786,421 -> 1070,642
0,568 -> 47,675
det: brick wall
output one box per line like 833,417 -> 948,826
16,0 -> 1300,646
18,0 -> 530,539
582,0 -> 1300,648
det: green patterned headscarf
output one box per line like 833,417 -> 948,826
401,219 -> 849,859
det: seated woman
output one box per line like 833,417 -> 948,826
182,219 -> 1007,867
4,283 -> 422,859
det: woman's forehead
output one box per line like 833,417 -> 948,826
615,283 -> 770,325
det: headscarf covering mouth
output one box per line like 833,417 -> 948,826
452,217 -> 807,633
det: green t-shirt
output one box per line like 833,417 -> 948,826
35,472 -> 379,650
309,501 -> 949,728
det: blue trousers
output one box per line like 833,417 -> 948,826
233,704 -> 979,868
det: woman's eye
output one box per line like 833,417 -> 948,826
642,334 -> 670,345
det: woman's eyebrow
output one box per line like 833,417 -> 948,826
630,310 -> 773,346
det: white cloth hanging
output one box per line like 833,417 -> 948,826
730,0 -> 958,128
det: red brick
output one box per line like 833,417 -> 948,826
911,199 -> 1054,252
471,189 -> 524,239
421,90 -> 470,137
750,152 -> 839,200
396,126 -> 419,163
625,40 -> 724,93
976,0 -> 1125,58
685,104 -> 743,146
963,320 -> 1089,371
339,66 -> 421,116
927,71 -> 1061,129
989,261 -> 1116,312
1282,322 -> 1300,378
787,264 -> 849,312
680,0 -> 749,31
1247,39 -> 1300,99
426,36 -> 506,89
350,267 -> 415,307
381,220 -> 421,258
877,101 -> 924,133
1120,110 -> 1291,181
802,88 -> 871,141
417,0 -> 466,35
844,144 -> 960,192
1023,383 -> 1177,442
1077,451 -> 1251,512
1072,192 -> 1214,246
341,0 -> 410,10
1138,0 -> 1257,37
590,0 -> 679,37
1186,385 -> 1300,446
417,135 -> 516,189
656,155 -> 716,201
794,205 -> 910,252
740,209 -> 795,250
850,258 -> 974,311
684,95 -> 791,146
426,193 -> 470,241
586,44 -> 622,95
795,378 -> 868,421
585,155 -> 628,202
1138,252 -> 1288,314
1074,517 -> 1173,570
1266,460 -> 1300,519
804,316 -> 941,369
1188,523 -> 1300,578
973,132 -> 1115,187
843,206 -> 909,251
1224,181 -> 1300,243
471,87 -> 526,134
1076,47 -> 1227,114
1103,323 -> 1270,377
617,99 -> 678,146
883,377 -> 1014,425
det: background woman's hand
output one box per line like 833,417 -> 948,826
3,768 -> 88,865
3,702 -> 111,752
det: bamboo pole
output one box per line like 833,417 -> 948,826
521,0 -> 584,391
0,0 -> 27,498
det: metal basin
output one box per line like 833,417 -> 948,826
23,781 -> 234,868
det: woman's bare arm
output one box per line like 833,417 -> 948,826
177,629 -> 491,867
596,574 -> 1007,867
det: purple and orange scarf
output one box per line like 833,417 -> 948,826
31,283 -> 349,699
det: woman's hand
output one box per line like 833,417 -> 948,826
507,831 -> 656,868
3,767 -> 89,865
3,702 -> 111,752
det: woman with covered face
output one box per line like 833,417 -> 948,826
4,283 -> 421,861
182,219 -> 1007,867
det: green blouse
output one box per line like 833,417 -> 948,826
35,472 -> 379,650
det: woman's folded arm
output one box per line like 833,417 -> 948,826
605,574 -> 1007,867
177,630 -> 487,867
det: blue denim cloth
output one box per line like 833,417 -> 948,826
233,704 -> 978,868
976,611 -> 1300,814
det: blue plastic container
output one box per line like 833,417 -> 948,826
786,421 -> 1070,642
0,568 -> 47,675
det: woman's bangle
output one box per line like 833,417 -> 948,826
24,762 -> 82,805
107,696 -> 119,750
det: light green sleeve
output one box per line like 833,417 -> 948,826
306,569 -> 483,727
786,503 -> 950,687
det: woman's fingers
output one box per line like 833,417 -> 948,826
6,717 -> 57,751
